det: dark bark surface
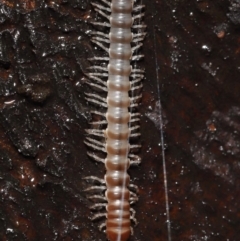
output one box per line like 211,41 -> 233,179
0,0 -> 239,240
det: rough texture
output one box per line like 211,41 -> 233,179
0,0 -> 239,241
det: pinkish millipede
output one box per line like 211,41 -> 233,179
84,0 -> 146,240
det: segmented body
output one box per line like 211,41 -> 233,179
84,1 -> 145,240
105,1 -> 133,240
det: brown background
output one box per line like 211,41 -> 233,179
0,0 -> 239,240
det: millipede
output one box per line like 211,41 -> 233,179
83,0 -> 146,240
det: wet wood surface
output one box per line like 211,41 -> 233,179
0,0 -> 239,240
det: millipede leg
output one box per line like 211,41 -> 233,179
87,75 -> 108,85
131,83 -> 143,91
91,2 -> 111,12
130,197 -> 138,204
98,0 -> 111,7
130,144 -> 142,150
86,152 -> 105,164
85,93 -> 107,103
90,110 -> 105,117
90,30 -> 109,39
130,94 -> 143,103
84,185 -> 106,192
130,207 -> 138,226
132,24 -> 147,29
130,216 -> 138,226
130,208 -> 136,218
88,56 -> 109,61
86,82 -> 108,92
133,5 -> 145,12
87,194 -> 107,202
130,132 -> 141,138
130,226 -> 134,235
129,190 -> 138,198
133,12 -> 145,21
91,21 -> 111,28
86,129 -> 105,137
132,54 -> 144,61
129,183 -> 139,194
91,38 -> 109,51
92,212 -> 106,221
90,203 -> 106,210
130,125 -> 140,132
84,140 -> 106,152
92,36 -> 110,44
130,190 -> 138,204
132,43 -> 143,53
94,8 -> 110,20
99,222 -> 106,232
88,66 -> 108,71
85,98 -> 107,108
130,160 -> 141,166
129,153 -> 141,166
83,176 -> 105,184
87,71 -> 108,77
131,68 -> 144,73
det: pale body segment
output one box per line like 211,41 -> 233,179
105,1 -> 134,240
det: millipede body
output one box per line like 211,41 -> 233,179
84,0 -> 145,240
